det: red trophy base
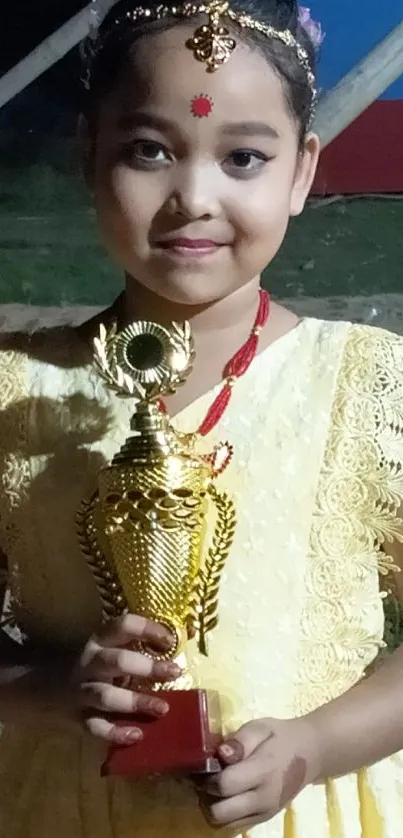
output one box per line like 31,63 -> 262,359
102,689 -> 222,777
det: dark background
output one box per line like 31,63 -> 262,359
1,1 -> 89,157
3,1 -> 86,71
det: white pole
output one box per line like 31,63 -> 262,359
0,7 -> 92,110
0,2 -> 116,111
314,20 -> 403,147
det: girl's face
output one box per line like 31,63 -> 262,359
87,25 -> 319,306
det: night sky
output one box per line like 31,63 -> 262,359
0,1 -> 101,123
2,1 -> 90,73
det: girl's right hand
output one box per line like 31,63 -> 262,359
77,614 -> 180,746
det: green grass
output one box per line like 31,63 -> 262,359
271,198 -> 403,298
1,162 -> 402,306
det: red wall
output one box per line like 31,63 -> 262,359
312,100 -> 403,195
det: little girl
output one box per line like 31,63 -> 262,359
1,1 -> 403,836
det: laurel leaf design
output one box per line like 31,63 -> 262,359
188,485 -> 236,656
76,493 -> 126,622
93,324 -> 142,398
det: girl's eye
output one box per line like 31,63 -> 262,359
123,140 -> 171,165
224,149 -> 270,175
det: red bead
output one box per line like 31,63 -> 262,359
225,334 -> 258,379
198,290 -> 270,435
157,289 -> 270,437
198,383 -> 232,437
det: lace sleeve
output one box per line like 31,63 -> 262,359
0,341 -> 29,537
0,547 -> 7,609
358,326 -> 403,546
292,323 -> 403,715
0,339 -> 29,640
348,325 -> 403,649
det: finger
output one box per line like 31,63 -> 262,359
200,758 -> 268,799
225,814 -> 272,831
80,682 -> 170,717
219,721 -> 275,762
206,789 -> 266,826
84,646 -> 181,682
97,614 -> 174,652
85,715 -> 144,745
218,740 -> 244,765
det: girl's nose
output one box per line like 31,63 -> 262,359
167,164 -> 221,220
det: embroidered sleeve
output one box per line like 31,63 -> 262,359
337,324 -> 403,652
0,547 -> 7,609
356,325 -> 403,649
0,342 -> 29,544
0,340 -> 29,638
350,326 -> 403,558
293,323 -> 403,714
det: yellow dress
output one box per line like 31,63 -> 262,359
1,316 -> 403,838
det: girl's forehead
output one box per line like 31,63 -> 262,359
104,25 -> 290,128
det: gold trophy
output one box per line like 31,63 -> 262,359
77,319 -> 236,776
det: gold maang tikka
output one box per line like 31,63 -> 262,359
185,0 -> 236,72
85,1 -> 318,122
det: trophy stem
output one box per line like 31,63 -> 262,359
113,402 -> 179,464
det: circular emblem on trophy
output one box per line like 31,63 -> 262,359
93,320 -> 195,399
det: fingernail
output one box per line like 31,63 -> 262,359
219,744 -> 235,758
198,798 -> 215,824
158,634 -> 174,651
117,727 -> 143,745
150,698 -> 169,715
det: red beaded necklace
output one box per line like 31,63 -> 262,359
160,288 -> 270,436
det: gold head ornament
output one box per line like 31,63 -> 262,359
77,319 -> 236,662
186,0 -> 236,72
85,0 -> 317,122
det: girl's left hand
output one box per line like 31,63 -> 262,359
197,717 -> 322,831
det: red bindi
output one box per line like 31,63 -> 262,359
191,94 -> 214,118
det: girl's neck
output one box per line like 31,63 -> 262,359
79,275 -> 299,418
119,275 -> 265,416
122,274 -> 262,339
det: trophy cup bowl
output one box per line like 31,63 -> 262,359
77,320 -> 236,776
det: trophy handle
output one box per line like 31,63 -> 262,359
76,491 -> 127,622
188,485 -> 236,657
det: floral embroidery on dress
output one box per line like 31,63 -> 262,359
293,325 -> 403,715
0,338 -> 31,630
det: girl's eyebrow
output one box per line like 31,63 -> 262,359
116,112 -> 280,140
221,121 -> 280,140
116,113 -> 174,133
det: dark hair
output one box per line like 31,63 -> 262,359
84,0 -> 317,142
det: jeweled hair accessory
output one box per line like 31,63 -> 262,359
298,6 -> 325,49
185,1 -> 236,72
83,0 -> 321,122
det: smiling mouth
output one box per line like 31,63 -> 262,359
155,239 -> 224,257
158,238 -> 222,248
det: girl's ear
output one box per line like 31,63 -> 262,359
289,132 -> 320,217
77,114 -> 96,192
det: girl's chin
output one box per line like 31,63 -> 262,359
126,271 -> 234,308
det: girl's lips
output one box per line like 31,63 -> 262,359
157,238 -> 221,250
155,239 -> 224,258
